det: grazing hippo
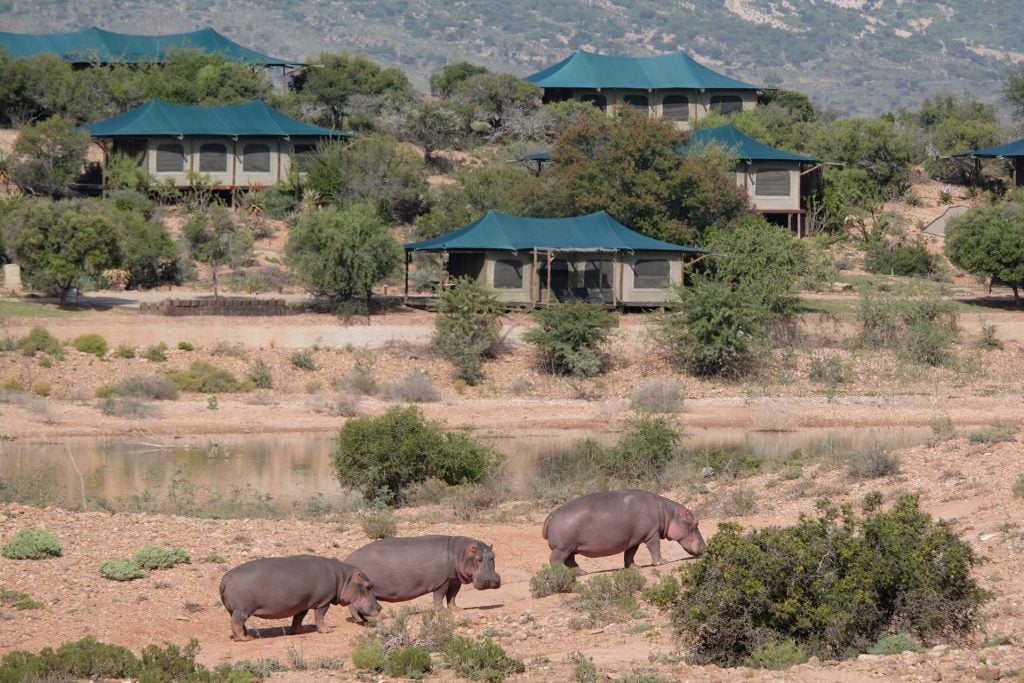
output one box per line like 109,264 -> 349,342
543,489 -> 705,573
345,535 -> 501,609
219,555 -> 380,640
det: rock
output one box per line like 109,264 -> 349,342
929,645 -> 949,658
979,533 -> 999,542
858,654 -> 880,662
974,667 -> 1001,681
806,656 -> 821,666
931,671 -> 942,682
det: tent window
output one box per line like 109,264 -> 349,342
634,259 -> 670,289
243,144 -> 271,173
155,143 -> 184,173
293,143 -> 317,172
199,143 -> 227,173
623,94 -> 649,115
580,93 -> 607,112
662,95 -> 689,122
710,95 -> 743,115
493,259 -> 523,289
755,168 -> 791,196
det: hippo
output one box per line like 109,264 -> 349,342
543,489 -> 705,573
345,535 -> 501,609
219,555 -> 380,640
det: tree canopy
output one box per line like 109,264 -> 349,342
945,201 -> 1024,303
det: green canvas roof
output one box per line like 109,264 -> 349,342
84,100 -> 353,138
405,210 -> 701,253
525,50 -> 760,91
966,138 -> 1024,158
678,124 -> 819,163
0,27 -> 295,66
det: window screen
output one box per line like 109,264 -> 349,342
493,259 -> 523,289
199,143 -> 227,173
710,95 -> 743,115
662,95 -> 689,122
580,93 -> 607,112
633,259 -> 670,289
155,143 -> 184,173
755,168 -> 791,196
293,143 -> 316,172
243,144 -> 271,173
623,94 -> 649,115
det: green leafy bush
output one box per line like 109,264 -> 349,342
333,406 -> 499,504
114,375 -> 178,400
361,510 -> 398,539
808,353 -> 852,386
16,327 -> 63,359
433,277 -> 505,385
523,303 -> 615,378
113,344 -> 136,358
132,545 -> 190,570
568,651 -> 598,683
142,342 -> 168,362
529,565 -> 578,598
868,633 -> 922,655
0,588 -> 43,610
166,362 -> 249,393
570,569 -> 647,628
441,637 -> 524,682
351,638 -> 384,671
642,574 -> 682,609
846,445 -> 901,479
747,640 -> 808,670
72,333 -> 108,357
177,341 -> 195,352
290,349 -> 317,371
672,495 -> 988,666
248,360 -> 273,389
690,446 -> 762,479
865,240 -> 936,277
100,559 -> 149,581
598,414 -> 681,483
385,646 -> 432,678
967,424 -> 1016,444
2,528 -> 62,559
858,295 -> 958,365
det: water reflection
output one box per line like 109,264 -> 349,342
0,426 -> 933,512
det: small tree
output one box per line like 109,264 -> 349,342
11,115 -> 90,196
945,202 -> 1024,304
286,202 -> 403,309
183,206 -> 253,299
523,303 -> 616,378
433,277 -> 505,385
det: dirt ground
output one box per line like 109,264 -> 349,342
2,298 -> 1024,681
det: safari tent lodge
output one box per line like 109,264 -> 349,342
964,138 -> 1024,187
525,50 -> 761,128
404,211 -> 703,307
84,99 -> 353,191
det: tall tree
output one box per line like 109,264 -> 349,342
11,115 -> 91,196
292,52 -> 413,129
945,201 -> 1024,304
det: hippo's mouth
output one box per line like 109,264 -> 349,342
473,575 -> 501,590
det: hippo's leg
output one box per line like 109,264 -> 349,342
349,603 -> 365,623
313,606 -> 330,633
644,538 -> 664,565
444,581 -> 463,609
230,610 -> 252,641
623,544 -> 641,569
290,609 -> 308,635
550,548 -> 585,575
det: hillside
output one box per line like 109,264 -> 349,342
2,0 -> 1024,116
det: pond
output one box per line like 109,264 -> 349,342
0,426 -> 934,515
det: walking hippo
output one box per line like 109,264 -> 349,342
543,489 -> 705,573
219,555 -> 380,640
345,535 -> 501,609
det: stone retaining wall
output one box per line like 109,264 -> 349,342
140,298 -> 304,316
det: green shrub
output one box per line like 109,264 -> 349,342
858,296 -> 958,365
248,360 -> 273,389
17,326 -> 63,359
0,588 -> 43,610
868,633 -> 922,655
1013,474 -> 1024,498
642,574 -> 682,609
142,342 -> 168,362
2,528 -> 62,559
690,446 -> 762,479
529,565 -> 578,598
100,396 -> 155,419
523,303 -> 615,378
441,637 -> 524,682
113,344 -> 136,358
1,378 -> 25,392
719,488 -> 758,517
177,341 -> 195,352
290,349 -> 317,371
211,341 -> 247,358
975,323 -> 1001,350
32,382 -> 51,397
385,646 -> 432,678
847,444 -> 901,479
337,350 -> 378,395
166,362 -> 249,393
382,370 -> 439,403
808,353 -> 852,385
132,545 -> 191,570
630,380 -> 684,413
568,651 -> 598,683
352,638 -> 384,671
100,559 -> 149,581
967,424 -> 1016,444
599,414 -> 681,483
361,510 -> 398,539
865,241 -> 936,277
570,569 -> 646,628
114,375 -> 178,400
72,333 -> 108,357
332,406 -> 499,505
747,640 -> 808,670
672,495 -> 988,666
433,277 -> 505,385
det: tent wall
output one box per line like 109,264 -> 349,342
134,136 -> 319,188
736,161 -> 802,211
619,251 -> 684,304
554,88 -> 755,128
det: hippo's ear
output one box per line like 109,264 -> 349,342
352,570 -> 371,588
466,543 -> 480,559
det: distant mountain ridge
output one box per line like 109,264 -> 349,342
2,0 -> 1022,116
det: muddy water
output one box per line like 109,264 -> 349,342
0,426 -> 933,513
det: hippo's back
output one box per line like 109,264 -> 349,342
220,555 -> 338,611
544,490 -> 663,554
346,536 -> 459,602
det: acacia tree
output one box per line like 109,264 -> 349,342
286,202 -> 402,310
183,206 -> 253,299
945,201 -> 1024,304
291,52 -> 413,129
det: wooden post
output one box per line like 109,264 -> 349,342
545,250 -> 553,304
404,252 -> 410,300
531,248 -> 538,306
